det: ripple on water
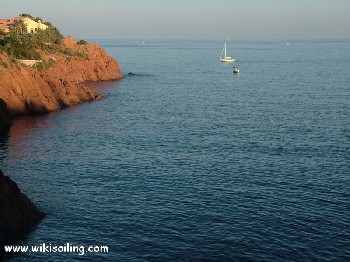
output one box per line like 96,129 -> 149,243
1,40 -> 350,261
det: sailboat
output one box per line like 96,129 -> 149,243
220,42 -> 235,62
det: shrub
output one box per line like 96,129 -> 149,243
62,48 -> 74,56
75,51 -> 89,59
11,45 -> 41,60
33,62 -> 44,70
33,59 -> 53,70
19,13 -> 34,19
77,39 -> 88,45
0,61 -> 9,68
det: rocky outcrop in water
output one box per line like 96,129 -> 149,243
0,36 -> 123,117
0,98 -> 11,132
0,170 -> 44,247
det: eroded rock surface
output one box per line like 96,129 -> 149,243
0,37 -> 123,117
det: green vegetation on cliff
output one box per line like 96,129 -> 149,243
0,14 -> 63,60
0,24 -> 62,59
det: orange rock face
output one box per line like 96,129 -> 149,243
0,37 -> 123,117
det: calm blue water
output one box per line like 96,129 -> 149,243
1,39 -> 350,261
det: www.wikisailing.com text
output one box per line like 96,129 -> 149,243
4,243 -> 108,256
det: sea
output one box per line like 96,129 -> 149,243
0,39 -> 349,261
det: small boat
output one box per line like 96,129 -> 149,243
233,67 -> 240,74
220,42 -> 235,62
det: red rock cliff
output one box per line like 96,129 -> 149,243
0,37 -> 123,117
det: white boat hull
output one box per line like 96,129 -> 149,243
220,57 -> 235,62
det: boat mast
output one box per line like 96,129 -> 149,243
224,42 -> 227,58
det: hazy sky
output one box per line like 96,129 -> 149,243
1,0 -> 349,40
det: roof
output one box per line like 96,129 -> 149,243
0,17 -> 29,30
0,19 -> 11,30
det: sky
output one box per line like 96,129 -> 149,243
1,0 -> 349,40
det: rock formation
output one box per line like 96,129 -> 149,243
0,170 -> 45,248
0,36 -> 123,251
0,98 -> 11,132
0,36 -> 123,117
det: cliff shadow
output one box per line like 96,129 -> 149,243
0,130 -> 10,166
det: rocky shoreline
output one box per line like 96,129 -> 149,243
0,37 -> 123,249
0,37 -> 123,120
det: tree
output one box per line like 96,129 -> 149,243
19,13 -> 34,19
43,22 -> 53,27
77,39 -> 88,45
10,19 -> 27,34
34,17 -> 43,22
0,29 -> 8,39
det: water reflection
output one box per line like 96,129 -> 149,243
0,130 -> 9,162
0,113 -> 60,164
85,80 -> 121,91
1,80 -> 120,160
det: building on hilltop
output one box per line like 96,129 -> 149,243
0,16 -> 48,33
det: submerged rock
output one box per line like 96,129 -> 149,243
0,170 -> 45,248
